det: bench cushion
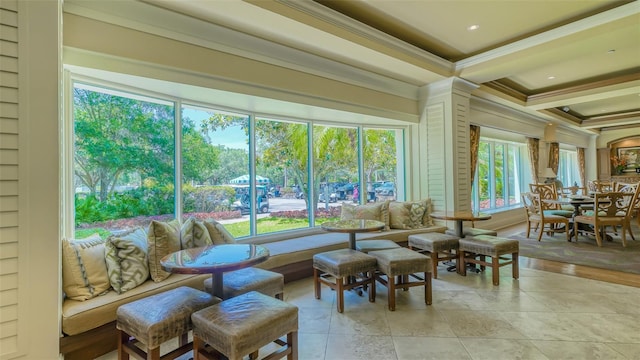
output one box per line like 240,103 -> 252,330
62,273 -> 209,335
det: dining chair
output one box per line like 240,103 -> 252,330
587,180 -> 612,194
611,182 -> 640,240
573,191 -> 637,247
529,183 -> 573,218
521,192 -> 570,242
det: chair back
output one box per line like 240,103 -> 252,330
529,183 -> 559,210
612,182 -> 640,211
587,180 -> 612,193
522,192 -> 542,218
594,192 -> 636,218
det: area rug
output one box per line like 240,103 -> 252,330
509,223 -> 640,275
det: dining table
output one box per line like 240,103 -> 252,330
320,219 -> 386,250
544,196 -> 613,242
160,243 -> 270,298
429,211 -> 492,238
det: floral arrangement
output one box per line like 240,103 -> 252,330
611,155 -> 628,173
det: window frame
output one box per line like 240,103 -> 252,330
63,72 -> 408,241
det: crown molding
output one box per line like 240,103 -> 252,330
64,0 -> 419,99
455,1 -> 640,71
274,0 -> 453,76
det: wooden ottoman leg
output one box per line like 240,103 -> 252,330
492,256 -> 499,286
148,347 -> 160,360
388,278 -> 396,311
337,277 -> 344,313
459,251 -> 467,276
513,252 -> 519,280
430,252 -> 438,279
288,330 -> 298,360
368,271 -> 375,303
425,272 -> 432,305
314,268 -> 321,300
117,329 -> 129,360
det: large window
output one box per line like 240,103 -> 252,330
67,80 -> 405,240
472,138 -> 526,212
557,149 -> 580,188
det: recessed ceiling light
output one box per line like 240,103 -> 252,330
467,24 -> 480,31
547,76 -> 556,80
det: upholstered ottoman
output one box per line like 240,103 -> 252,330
203,267 -> 284,300
191,291 -> 298,360
313,249 -> 377,313
446,227 -> 497,238
368,247 -> 432,311
116,286 -> 220,360
355,239 -> 401,253
408,232 -> 460,278
458,235 -> 519,286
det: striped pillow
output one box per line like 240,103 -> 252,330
62,234 -> 111,301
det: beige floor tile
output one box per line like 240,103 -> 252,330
460,338 -> 549,360
329,306 -> 391,335
607,343 -> 640,358
440,310 -> 528,339
394,336 -> 471,360
386,308 -> 456,337
531,340 -> 629,359
324,333 -> 397,360
95,262 -> 640,360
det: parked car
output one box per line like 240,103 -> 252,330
375,182 -> 395,196
318,192 -> 337,203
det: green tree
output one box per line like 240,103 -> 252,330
363,129 -> 396,183
74,88 -> 175,201
74,88 -> 219,201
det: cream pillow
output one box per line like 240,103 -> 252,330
105,227 -> 149,294
181,217 -> 213,249
403,199 -> 433,228
62,234 -> 111,301
340,201 -> 390,230
203,219 -> 236,244
147,219 -> 180,282
388,201 -> 413,229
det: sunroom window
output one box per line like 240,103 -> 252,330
66,79 -> 405,240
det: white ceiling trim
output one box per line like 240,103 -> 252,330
455,1 -> 640,72
64,0 -> 421,99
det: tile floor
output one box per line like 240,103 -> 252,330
98,264 -> 640,360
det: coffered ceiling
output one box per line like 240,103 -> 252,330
75,0 -> 640,133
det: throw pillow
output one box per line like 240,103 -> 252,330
147,219 -> 180,282
203,219 -> 236,244
180,217 -> 213,249
421,198 -> 433,227
340,201 -> 390,230
388,201 -> 413,229
61,234 -> 111,301
105,227 -> 149,294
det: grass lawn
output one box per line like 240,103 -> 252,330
75,216 -> 339,240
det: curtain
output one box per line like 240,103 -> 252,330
526,137 -> 540,184
469,124 -> 480,188
548,142 -> 559,174
577,147 -> 586,188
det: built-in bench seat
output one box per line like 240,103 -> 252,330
60,224 -> 446,359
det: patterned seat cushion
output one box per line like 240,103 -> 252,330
313,249 -> 377,277
116,286 -> 220,348
368,247 -> 432,275
203,267 -> 284,299
458,235 -> 519,257
191,291 -> 298,359
408,233 -> 459,252
355,239 -> 401,253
